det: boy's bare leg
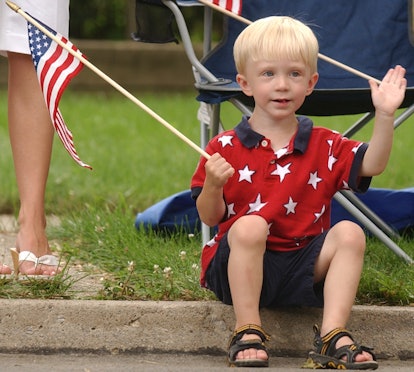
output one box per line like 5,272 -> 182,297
7,52 -> 56,275
227,215 -> 269,362
314,220 -> 373,362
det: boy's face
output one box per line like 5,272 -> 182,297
236,57 -> 318,121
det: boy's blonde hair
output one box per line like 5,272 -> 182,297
234,16 -> 319,74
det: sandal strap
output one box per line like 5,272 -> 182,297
312,324 -> 377,362
317,326 -> 354,356
228,324 -> 270,365
228,339 -> 268,362
228,324 -> 271,348
19,251 -> 59,268
334,343 -> 376,362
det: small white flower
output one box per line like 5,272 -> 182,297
94,225 -> 105,233
163,267 -> 173,278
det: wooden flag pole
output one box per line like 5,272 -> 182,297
198,0 -> 382,84
6,0 -> 211,160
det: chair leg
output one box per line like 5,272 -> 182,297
334,192 -> 413,264
339,190 -> 400,239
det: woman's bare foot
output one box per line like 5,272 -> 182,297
0,263 -> 12,275
14,228 -> 59,276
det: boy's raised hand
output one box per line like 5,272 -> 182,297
369,65 -> 407,116
204,153 -> 235,188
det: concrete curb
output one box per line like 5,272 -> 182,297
0,300 -> 413,359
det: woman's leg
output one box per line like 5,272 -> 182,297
7,51 -> 56,275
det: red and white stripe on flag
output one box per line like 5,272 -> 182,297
211,0 -> 242,15
28,17 -> 91,169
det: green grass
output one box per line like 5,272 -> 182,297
55,200 -> 215,301
0,89 -> 413,303
0,90 -> 205,214
55,200 -> 414,304
0,269 -> 78,299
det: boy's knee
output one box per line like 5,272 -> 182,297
334,220 -> 366,253
228,215 -> 268,247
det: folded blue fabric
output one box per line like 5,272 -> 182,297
135,188 -> 414,235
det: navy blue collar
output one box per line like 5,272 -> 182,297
234,115 -> 313,153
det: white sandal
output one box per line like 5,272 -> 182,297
10,248 -> 59,278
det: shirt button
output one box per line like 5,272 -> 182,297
270,159 -> 276,164
261,140 -> 268,147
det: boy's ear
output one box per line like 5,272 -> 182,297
306,72 -> 319,96
236,73 -> 253,96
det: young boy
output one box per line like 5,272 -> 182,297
190,16 -> 406,369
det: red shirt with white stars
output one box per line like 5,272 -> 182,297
191,116 -> 371,286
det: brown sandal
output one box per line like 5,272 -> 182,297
228,324 -> 271,368
307,324 -> 378,370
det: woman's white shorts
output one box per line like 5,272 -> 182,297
0,0 -> 69,57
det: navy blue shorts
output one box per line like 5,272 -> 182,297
205,231 -> 328,308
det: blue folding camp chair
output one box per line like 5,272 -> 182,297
133,0 -> 414,263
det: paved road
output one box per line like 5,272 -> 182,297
2,353 -> 414,371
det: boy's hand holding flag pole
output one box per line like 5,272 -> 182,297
6,0 -> 211,167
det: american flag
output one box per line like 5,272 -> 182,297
211,0 -> 242,15
28,16 -> 91,169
